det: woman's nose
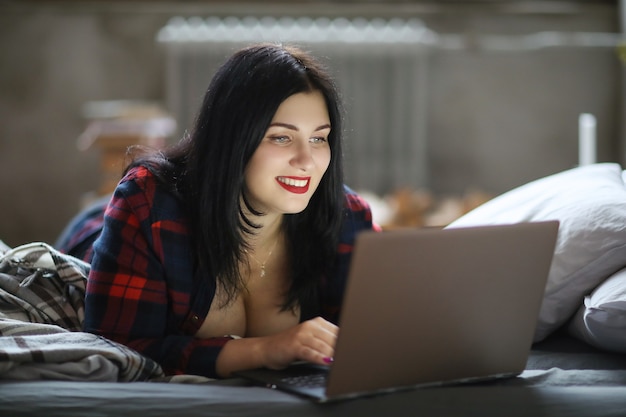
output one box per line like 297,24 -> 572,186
290,142 -> 315,170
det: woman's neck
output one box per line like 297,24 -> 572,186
246,212 -> 283,251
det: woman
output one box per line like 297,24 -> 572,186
84,43 -> 379,379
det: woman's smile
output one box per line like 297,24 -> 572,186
276,176 -> 311,194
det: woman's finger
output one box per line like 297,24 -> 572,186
294,318 -> 338,364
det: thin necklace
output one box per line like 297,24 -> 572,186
245,239 -> 278,278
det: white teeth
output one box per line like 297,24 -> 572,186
279,177 -> 307,187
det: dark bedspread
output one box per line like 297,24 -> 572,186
2,331 -> 626,417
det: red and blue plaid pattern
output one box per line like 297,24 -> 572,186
84,166 -> 378,378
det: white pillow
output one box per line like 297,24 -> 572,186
447,163 -> 626,342
568,267 -> 626,353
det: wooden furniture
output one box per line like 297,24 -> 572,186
77,101 -> 176,195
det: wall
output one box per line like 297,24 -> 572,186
0,1 -> 621,247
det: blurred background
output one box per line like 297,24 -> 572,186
0,0 -> 623,246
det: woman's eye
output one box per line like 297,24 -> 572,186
270,136 -> 290,144
310,136 -> 328,144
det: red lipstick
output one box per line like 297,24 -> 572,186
276,176 -> 310,194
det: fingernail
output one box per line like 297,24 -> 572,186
323,357 -> 334,364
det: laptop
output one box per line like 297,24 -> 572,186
236,221 -> 559,402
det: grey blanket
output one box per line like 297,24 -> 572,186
0,242 -> 164,381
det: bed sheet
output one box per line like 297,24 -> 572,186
0,333 -> 626,417
2,373 -> 626,417
3,333 -> 626,417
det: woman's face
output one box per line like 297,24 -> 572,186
244,90 -> 332,216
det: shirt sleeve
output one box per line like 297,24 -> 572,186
83,167 -> 229,378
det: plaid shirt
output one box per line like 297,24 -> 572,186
84,166 -> 378,378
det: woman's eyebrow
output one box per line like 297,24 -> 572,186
268,122 -> 331,132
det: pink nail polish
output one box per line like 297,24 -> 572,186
323,356 -> 334,364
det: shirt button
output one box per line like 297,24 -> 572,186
191,315 -> 199,322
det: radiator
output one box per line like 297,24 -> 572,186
157,16 -> 434,194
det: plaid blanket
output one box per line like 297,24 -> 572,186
0,242 -> 164,381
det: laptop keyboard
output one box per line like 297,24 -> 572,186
280,372 -> 328,388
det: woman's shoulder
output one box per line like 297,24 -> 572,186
341,185 -> 382,232
120,165 -> 155,186
119,164 -> 172,197
342,185 -> 372,213
116,165 -> 185,220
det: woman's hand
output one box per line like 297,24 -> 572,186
215,316 -> 338,377
258,316 -> 338,370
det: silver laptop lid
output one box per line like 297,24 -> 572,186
325,221 -> 559,399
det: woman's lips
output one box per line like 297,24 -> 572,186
276,176 -> 310,194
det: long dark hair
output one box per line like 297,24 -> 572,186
128,43 -> 345,313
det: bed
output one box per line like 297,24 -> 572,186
2,335 -> 626,417
1,163 -> 626,416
